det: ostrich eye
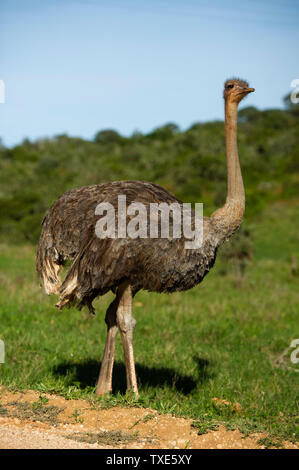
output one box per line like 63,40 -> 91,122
227,84 -> 234,89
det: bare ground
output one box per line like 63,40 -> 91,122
0,388 -> 297,449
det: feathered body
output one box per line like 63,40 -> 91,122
36,180 -> 218,312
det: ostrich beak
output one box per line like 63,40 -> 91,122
245,87 -> 255,93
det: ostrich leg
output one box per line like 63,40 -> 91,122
96,296 -> 119,395
117,282 -> 138,396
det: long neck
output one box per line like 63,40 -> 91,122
210,99 -> 245,246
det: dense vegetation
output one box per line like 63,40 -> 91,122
0,96 -> 298,244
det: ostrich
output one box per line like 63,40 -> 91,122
36,78 -> 254,396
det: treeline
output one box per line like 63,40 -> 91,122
0,96 -> 298,244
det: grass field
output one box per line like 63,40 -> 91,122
0,201 -> 298,446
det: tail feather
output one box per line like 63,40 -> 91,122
56,263 -> 96,315
56,267 -> 80,309
36,243 -> 62,295
55,239 -> 99,315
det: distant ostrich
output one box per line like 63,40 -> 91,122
36,79 -> 254,396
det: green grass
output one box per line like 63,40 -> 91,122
0,201 -> 298,445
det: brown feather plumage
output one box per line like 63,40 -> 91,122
36,180 -> 217,313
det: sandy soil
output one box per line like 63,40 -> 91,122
0,388 -> 297,449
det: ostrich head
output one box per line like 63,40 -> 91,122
223,78 -> 255,103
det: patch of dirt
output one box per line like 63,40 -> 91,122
0,388 -> 297,449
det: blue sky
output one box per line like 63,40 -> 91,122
1,0 -> 298,146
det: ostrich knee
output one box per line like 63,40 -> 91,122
117,313 -> 136,340
116,284 -> 136,339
